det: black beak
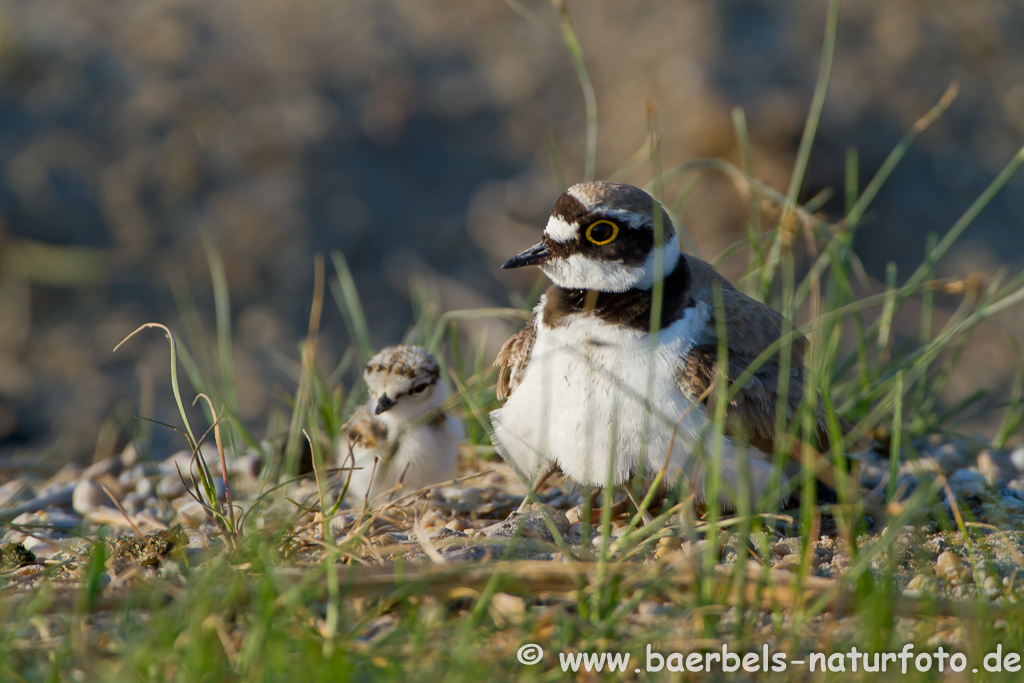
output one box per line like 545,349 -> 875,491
374,395 -> 396,415
501,242 -> 552,269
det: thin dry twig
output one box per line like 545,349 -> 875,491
98,483 -> 145,541
14,559 -> 999,619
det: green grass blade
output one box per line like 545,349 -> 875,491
330,250 -> 374,365
553,0 -> 597,181
203,237 -> 238,424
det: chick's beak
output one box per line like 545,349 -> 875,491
374,394 -> 396,415
501,242 -> 552,269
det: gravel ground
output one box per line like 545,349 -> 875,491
5,433 -> 1024,612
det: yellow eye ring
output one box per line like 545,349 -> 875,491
585,220 -> 619,246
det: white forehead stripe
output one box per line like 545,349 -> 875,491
543,215 -> 578,243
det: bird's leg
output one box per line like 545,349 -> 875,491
624,485 -> 654,526
517,464 -> 556,512
587,490 -> 631,524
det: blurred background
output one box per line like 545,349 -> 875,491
0,0 -> 1021,466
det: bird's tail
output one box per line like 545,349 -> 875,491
690,440 -> 790,512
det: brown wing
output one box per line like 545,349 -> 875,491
681,255 -> 833,453
494,317 -> 536,401
345,406 -> 388,450
685,256 -> 806,365
677,343 -> 833,454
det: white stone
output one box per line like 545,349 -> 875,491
72,480 -> 110,515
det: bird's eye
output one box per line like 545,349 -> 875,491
410,383 -> 428,394
585,220 -> 619,246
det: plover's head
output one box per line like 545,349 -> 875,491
363,345 -> 447,423
502,181 -> 680,292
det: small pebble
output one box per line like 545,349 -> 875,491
329,514 -> 357,537
637,601 -> 669,618
473,519 -> 501,530
488,592 -> 525,626
1003,497 -> 1024,514
420,510 -> 441,528
484,504 -> 570,541
935,550 -> 961,578
547,495 -> 571,508
158,449 -> 209,478
458,487 -> 481,505
15,509 -> 80,530
949,468 -> 986,486
427,527 -> 466,541
184,528 -> 210,550
82,457 -> 122,481
894,476 -> 918,497
118,466 -> 140,489
658,536 -> 682,550
12,565 -> 44,578
24,541 -> 60,561
653,545 -> 673,561
435,487 -> 461,501
921,438 -> 970,472
211,477 -> 227,501
373,533 -> 408,545
42,464 -> 84,491
156,475 -> 186,500
21,536 -> 54,554
858,465 -> 886,489
72,480 -> 110,515
777,554 -> 803,571
978,450 -> 1014,486
0,481 -> 33,508
444,518 -> 468,532
175,500 -> 208,528
1010,447 -> 1024,472
231,453 -> 263,490
773,538 -> 801,557
136,477 -> 154,499
93,474 -> 124,499
906,574 -> 928,591
121,491 -> 145,514
953,480 -> 987,499
119,442 -> 140,468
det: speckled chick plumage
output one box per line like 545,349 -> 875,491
339,345 -> 463,504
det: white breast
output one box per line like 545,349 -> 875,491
490,299 -> 713,488
342,416 -> 463,504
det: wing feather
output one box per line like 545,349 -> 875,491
681,255 -> 832,453
494,317 -> 536,401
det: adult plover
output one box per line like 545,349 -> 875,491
340,345 -> 464,504
491,181 -> 834,508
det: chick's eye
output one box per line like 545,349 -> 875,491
585,220 -> 619,246
410,384 -> 428,394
